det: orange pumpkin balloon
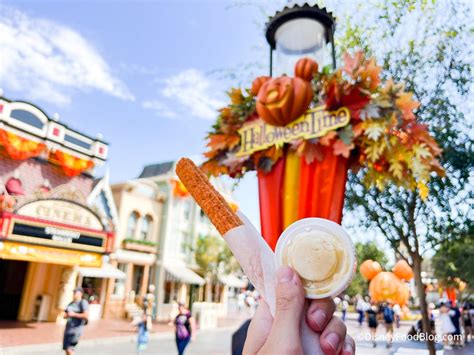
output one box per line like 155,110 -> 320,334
251,76 -> 270,96
393,260 -> 414,281
360,259 -> 382,280
256,76 -> 313,126
395,282 -> 410,306
295,57 -> 318,81
369,272 -> 402,303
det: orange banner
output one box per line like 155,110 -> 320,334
54,150 -> 94,177
0,129 -> 45,160
0,241 -> 102,267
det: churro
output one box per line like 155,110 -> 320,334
175,158 -> 243,235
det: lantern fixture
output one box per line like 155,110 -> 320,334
265,4 -> 336,77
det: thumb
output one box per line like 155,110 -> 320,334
262,266 -> 305,353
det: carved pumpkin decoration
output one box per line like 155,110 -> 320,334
295,57 -> 318,81
392,260 -> 414,281
369,271 -> 402,303
360,259 -> 382,280
395,282 -> 410,306
251,76 -> 270,96
256,76 -> 313,126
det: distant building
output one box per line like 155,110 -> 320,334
0,96 -> 121,322
138,161 -> 245,321
108,179 -> 165,319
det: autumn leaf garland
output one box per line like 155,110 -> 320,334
202,52 -> 443,198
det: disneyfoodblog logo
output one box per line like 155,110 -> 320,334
237,106 -> 350,156
357,333 -> 462,343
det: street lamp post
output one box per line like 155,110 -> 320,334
265,4 -> 336,77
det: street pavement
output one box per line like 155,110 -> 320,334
2,312 -> 473,354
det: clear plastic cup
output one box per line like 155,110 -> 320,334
275,218 -> 356,299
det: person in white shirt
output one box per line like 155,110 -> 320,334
355,295 -> 365,326
439,303 -> 456,349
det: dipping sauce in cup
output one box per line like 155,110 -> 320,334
275,218 -> 356,299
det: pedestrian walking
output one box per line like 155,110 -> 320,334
382,303 -> 394,348
62,287 -> 89,355
174,302 -> 196,355
449,301 -> 463,348
463,302 -> 473,343
143,284 -> 155,331
341,297 -> 349,322
366,304 -> 379,347
393,303 -> 401,328
440,302 -> 456,350
355,295 -> 365,326
133,314 -> 149,354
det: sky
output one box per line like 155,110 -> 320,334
0,0 -> 279,227
2,0 -> 456,253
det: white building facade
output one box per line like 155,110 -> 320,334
138,160 -> 244,321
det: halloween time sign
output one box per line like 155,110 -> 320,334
237,105 -> 350,156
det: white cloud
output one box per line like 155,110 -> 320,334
141,100 -> 177,118
0,5 -> 134,105
143,69 -> 225,120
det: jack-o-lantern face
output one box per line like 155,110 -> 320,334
369,271 -> 402,303
256,76 -> 313,126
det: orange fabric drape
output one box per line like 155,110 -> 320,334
446,287 -> 457,306
258,147 -> 349,250
54,150 -> 94,177
170,178 -> 189,198
0,129 -> 45,160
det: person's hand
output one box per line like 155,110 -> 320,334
243,266 -> 355,355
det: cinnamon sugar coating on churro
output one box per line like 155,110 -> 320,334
176,158 -> 243,235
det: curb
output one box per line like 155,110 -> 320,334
0,324 -> 240,354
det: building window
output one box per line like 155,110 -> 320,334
126,212 -> 139,239
199,209 -> 208,223
113,263 -> 127,297
10,109 -> 44,129
180,231 -> 190,254
183,201 -> 191,220
132,265 -> 144,294
64,133 -> 92,149
139,215 -> 153,241
81,277 -> 102,303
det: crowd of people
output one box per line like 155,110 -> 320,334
60,285 -> 472,354
437,301 -> 473,349
237,289 -> 261,316
333,293 -> 474,350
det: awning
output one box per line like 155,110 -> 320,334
114,249 -> 156,265
164,263 -> 205,285
218,274 -> 247,288
76,263 -> 126,279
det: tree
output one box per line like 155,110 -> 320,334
339,1 -> 474,353
192,234 -> 241,296
224,2 -> 471,353
432,233 -> 474,297
346,241 -> 388,297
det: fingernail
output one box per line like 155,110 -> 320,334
343,342 -> 354,354
313,309 -> 327,329
277,266 -> 293,283
325,332 -> 340,351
